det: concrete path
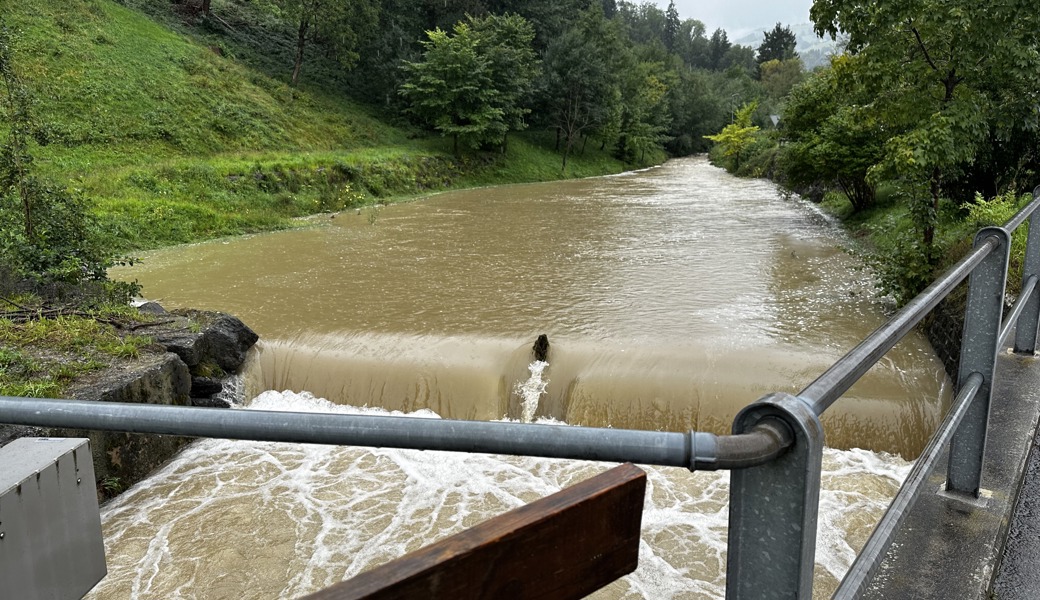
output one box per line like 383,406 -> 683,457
860,349 -> 1040,599
992,374 -> 1040,599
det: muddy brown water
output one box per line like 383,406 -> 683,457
95,157 -> 950,599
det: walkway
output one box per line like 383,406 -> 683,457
992,351 -> 1040,598
860,347 -> 1040,598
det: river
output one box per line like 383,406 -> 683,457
94,156 -> 950,599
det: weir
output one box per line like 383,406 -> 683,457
248,332 -> 946,457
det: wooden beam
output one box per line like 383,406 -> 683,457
300,463 -> 647,600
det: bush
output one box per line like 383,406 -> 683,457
734,135 -> 781,179
961,189 -> 1032,290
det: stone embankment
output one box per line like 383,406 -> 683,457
0,304 -> 258,500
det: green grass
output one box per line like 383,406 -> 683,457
3,0 -> 636,252
0,319 -> 134,397
820,184 -> 1033,302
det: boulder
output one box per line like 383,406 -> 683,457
152,310 -> 258,374
190,376 -> 224,398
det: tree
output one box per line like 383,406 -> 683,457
351,0 -> 428,104
540,5 -> 624,171
720,44 -> 757,75
469,13 -> 540,151
278,0 -> 377,87
704,101 -> 760,171
614,59 -> 672,162
759,58 -> 804,100
706,28 -> 730,71
781,56 -> 882,212
614,2 -> 666,48
399,24 -> 502,155
420,0 -> 489,31
663,1 -> 680,52
811,0 -> 1040,249
485,0 -> 591,51
399,14 -> 539,155
674,19 -> 710,69
665,69 -> 727,154
757,23 -> 797,64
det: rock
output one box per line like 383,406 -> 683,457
190,376 -> 224,398
533,334 -> 550,362
136,301 -> 168,316
68,352 -> 192,406
197,313 -> 259,373
152,310 -> 259,373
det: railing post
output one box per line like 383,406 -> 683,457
1013,193 -> 1040,354
725,393 -> 823,600
947,227 -> 1011,496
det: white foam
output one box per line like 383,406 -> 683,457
88,391 -> 911,600
515,360 -> 549,422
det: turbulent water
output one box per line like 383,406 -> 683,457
88,393 -> 911,600
95,157 -> 952,598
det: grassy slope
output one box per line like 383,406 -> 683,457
4,0 -> 638,251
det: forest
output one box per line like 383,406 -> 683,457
136,0 -> 800,161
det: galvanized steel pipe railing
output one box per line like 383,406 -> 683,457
801,189 -> 1040,416
0,395 -> 792,472
798,237 -> 995,415
1000,274 -> 1038,348
1014,186 -> 1040,354
831,372 -> 984,600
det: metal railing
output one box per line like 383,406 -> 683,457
2,185 -> 1040,599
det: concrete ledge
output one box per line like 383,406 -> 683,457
861,350 -> 1040,599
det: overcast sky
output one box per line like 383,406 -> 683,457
652,0 -> 815,37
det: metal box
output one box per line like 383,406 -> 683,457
0,438 -> 107,599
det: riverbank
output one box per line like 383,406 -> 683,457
4,0 -> 652,255
0,305 -> 259,502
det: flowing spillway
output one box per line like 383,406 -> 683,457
95,157 -> 952,598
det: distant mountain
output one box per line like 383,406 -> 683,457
733,23 -> 841,70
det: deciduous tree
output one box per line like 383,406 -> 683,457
399,23 -> 502,155
278,0 -> 377,87
781,56 -> 881,212
759,57 -> 804,100
470,13 -> 539,151
540,5 -> 624,171
811,0 -> 1040,248
704,101 -> 760,171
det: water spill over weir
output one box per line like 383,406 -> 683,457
97,157 -> 951,598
